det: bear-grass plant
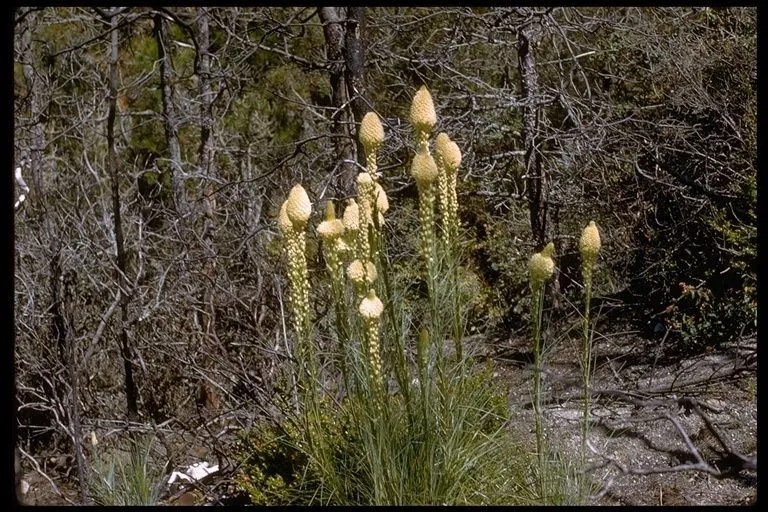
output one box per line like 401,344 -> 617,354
239,86 -> 595,505
525,224 -> 603,504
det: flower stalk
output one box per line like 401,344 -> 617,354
409,86 -> 438,273
359,289 -> 385,398
318,200 -> 351,388
280,185 -> 315,403
578,221 -> 601,467
528,242 -> 555,462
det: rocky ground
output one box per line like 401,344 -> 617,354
17,329 -> 756,506
495,329 -> 757,506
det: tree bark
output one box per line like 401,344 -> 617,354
517,12 -> 550,250
517,10 -> 561,307
196,8 -> 215,178
344,7 -> 368,170
60,269 -> 88,503
104,8 -> 139,422
154,11 -> 187,216
196,7 -> 220,412
319,7 -> 357,197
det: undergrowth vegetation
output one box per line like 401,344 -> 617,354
88,434 -> 166,506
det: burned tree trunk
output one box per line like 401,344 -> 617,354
49,251 -> 87,504
517,12 -> 550,250
517,10 -> 560,305
319,7 -> 358,197
196,8 -> 215,179
344,7 -> 368,170
60,268 -> 88,503
197,8 -> 216,340
195,7 -> 220,413
103,8 -> 139,421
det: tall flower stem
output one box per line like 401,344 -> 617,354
531,283 -> 545,463
435,133 -> 463,364
581,278 -> 593,467
528,242 -> 554,467
376,234 -> 413,424
329,248 -> 351,391
318,201 -> 351,392
418,183 -> 438,312
578,220 -> 601,469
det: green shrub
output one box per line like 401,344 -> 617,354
234,419 -> 311,505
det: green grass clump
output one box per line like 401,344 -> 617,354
237,357 -> 532,505
88,434 -> 166,506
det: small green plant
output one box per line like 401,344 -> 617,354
88,433 -> 166,506
520,447 -> 595,505
235,418 -> 321,505
746,376 -> 756,403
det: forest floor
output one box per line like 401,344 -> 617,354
18,328 -> 756,506
494,327 -> 757,506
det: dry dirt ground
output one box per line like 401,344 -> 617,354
17,330 -> 756,506
494,329 -> 757,506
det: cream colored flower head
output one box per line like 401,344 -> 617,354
529,242 -> 555,286
359,289 -> 384,320
278,200 -> 293,234
347,259 -> 377,285
318,201 -> 344,240
435,132 -> 451,159
410,85 -> 437,134
579,221 -> 601,262
342,199 -> 360,231
357,171 -> 374,189
317,219 -> 345,241
441,140 -> 462,172
411,148 -> 439,186
286,184 -> 311,229
359,111 -> 385,152
374,182 -> 389,213
90,431 -> 98,447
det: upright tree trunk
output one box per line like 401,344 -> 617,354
517,12 -> 550,250
48,251 -> 87,503
60,269 -> 88,503
517,10 -> 560,305
319,7 -> 358,197
15,446 -> 24,504
197,8 -> 215,178
154,11 -> 187,216
195,7 -> 220,413
105,8 -> 139,421
344,7 -> 368,170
